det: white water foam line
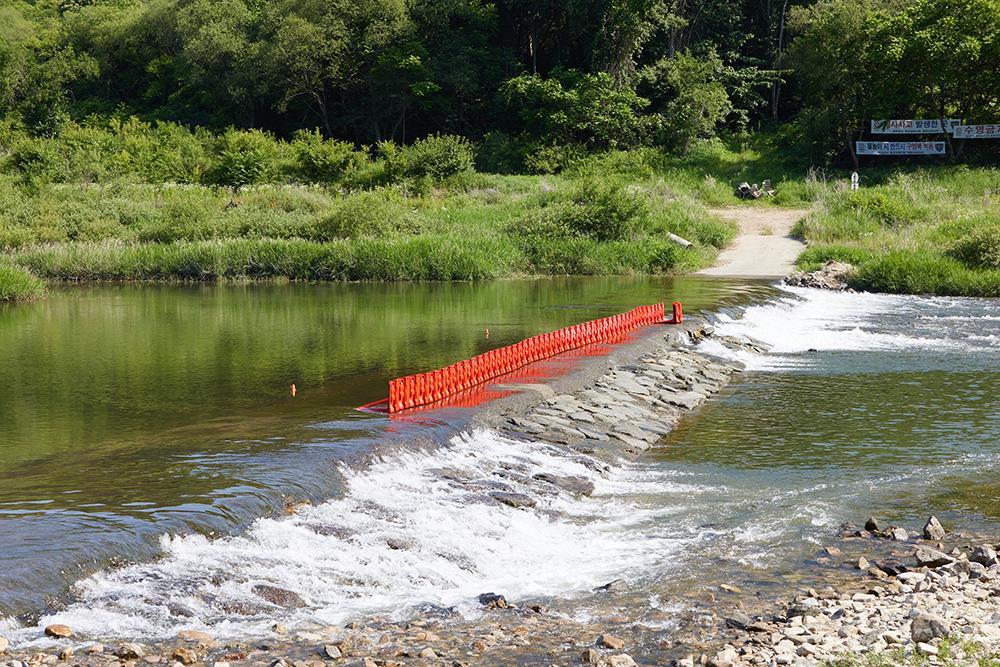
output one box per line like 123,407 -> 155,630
700,286 -> 1000,370
15,429 -> 706,646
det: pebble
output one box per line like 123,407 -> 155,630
597,634 -> 625,650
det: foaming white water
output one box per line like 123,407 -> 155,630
701,286 -> 999,370
21,429 -> 700,645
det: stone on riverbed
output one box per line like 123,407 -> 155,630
490,491 -> 536,508
923,516 -> 946,540
596,634 -> 625,650
477,592 -> 509,609
253,584 -> 307,608
43,625 -> 72,639
910,612 -> 950,643
0,637 -> 8,653
532,473 -> 594,496
914,547 -> 953,568
971,544 -> 999,567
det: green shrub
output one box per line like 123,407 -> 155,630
210,129 -> 282,189
8,138 -> 64,185
312,190 -> 421,239
948,221 -> 1000,269
523,143 -> 587,175
508,180 -> 649,243
0,264 -> 45,302
382,134 -> 474,182
569,180 -> 650,241
289,129 -> 368,184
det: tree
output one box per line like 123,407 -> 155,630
639,49 -> 732,150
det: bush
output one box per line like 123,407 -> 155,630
508,181 -> 649,242
289,129 -> 368,185
209,129 -> 282,189
312,190 -> 421,239
949,221 -> 1000,269
381,134 -> 474,182
523,143 -> 587,175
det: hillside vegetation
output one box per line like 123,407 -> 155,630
0,0 -> 997,301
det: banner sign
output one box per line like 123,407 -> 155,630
952,124 -> 1000,139
856,141 -> 946,156
870,119 -> 960,134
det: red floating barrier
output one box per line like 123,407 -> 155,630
380,302 -> 683,413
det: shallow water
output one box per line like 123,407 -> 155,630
0,277 -> 766,620
2,282 -> 997,647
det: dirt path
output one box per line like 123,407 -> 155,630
698,207 -> 809,278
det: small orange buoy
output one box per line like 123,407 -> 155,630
290,383 -> 297,397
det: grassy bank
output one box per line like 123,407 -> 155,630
796,167 -> 1000,297
0,263 -> 44,302
3,123 -> 826,286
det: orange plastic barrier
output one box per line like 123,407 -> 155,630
385,302 -> 682,414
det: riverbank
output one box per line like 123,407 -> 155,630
794,167 -> 1000,297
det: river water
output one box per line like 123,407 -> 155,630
1,280 -> 997,646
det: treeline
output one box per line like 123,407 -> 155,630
0,0 -> 997,166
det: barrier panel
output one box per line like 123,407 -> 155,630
385,302 -> 682,414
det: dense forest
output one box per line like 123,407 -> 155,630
1,0 -> 997,167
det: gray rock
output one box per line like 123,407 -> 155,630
490,491 -> 536,508
724,612 -> 752,630
253,584 -> 306,608
914,547 -> 954,568
971,544 -> 999,567
889,526 -> 909,541
923,516 -> 946,540
911,612 -> 950,643
533,473 -> 595,496
322,646 -> 342,660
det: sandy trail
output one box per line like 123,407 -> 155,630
698,207 -> 809,278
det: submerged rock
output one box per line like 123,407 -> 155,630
253,585 -> 307,608
489,491 -> 536,508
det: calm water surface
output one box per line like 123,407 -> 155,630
0,277 -> 766,617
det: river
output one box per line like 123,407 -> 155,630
0,280 -> 997,647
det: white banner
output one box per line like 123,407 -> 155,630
952,124 -> 1000,139
856,141 -> 946,156
870,119 -> 959,134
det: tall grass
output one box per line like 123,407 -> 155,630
796,166 -> 1000,296
0,264 -> 44,302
